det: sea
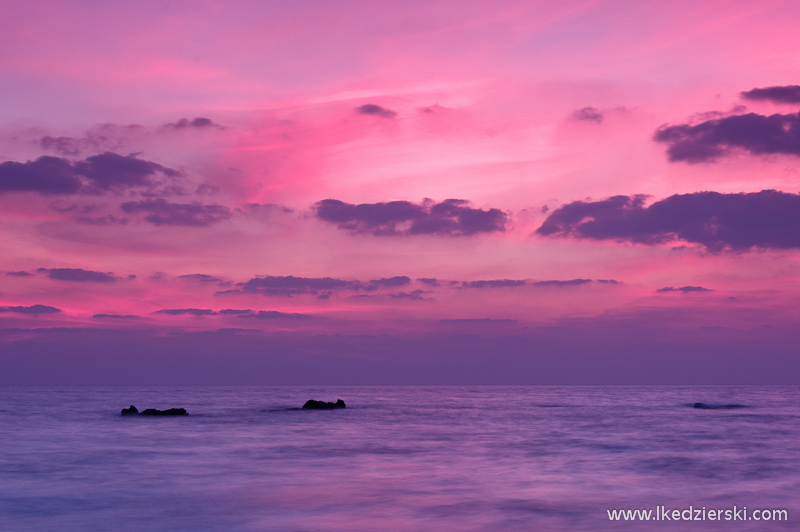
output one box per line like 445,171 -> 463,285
0,386 -> 797,531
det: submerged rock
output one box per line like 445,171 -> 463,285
302,399 -> 346,410
692,402 -> 746,409
121,405 -> 139,415
140,408 -> 189,416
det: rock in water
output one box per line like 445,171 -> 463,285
302,399 -> 346,410
139,408 -> 189,416
121,405 -> 139,416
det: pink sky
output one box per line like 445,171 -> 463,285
1,0 -> 799,383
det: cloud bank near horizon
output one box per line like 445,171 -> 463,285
537,190 -> 800,251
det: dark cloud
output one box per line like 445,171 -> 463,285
656,286 -> 713,293
74,152 -> 178,190
120,199 -> 232,226
227,275 -> 367,297
178,274 -> 224,283
0,153 -> 177,195
532,279 -> 592,287
741,85 -> 800,104
370,276 -> 411,287
0,156 -> 83,194
6,271 -> 32,277
93,314 -> 144,319
417,277 -> 440,286
0,304 -> 61,314
355,104 -> 397,119
537,189 -> 800,251
597,279 -> 620,284
315,198 -> 508,236
237,310 -> 311,319
163,117 -> 221,129
39,268 -> 116,283
654,112 -> 800,162
154,308 -> 217,316
462,280 -> 526,288
218,309 -> 255,315
571,107 -> 604,123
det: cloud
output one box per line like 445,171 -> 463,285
460,279 -> 594,288
178,273 -> 224,283
537,189 -> 800,251
355,104 -> 397,118
417,277 -> 440,286
462,279 -> 526,288
654,112 -> 800,162
597,279 -> 620,284
154,308 -> 217,316
40,136 -> 81,156
218,309 -> 254,315
0,153 -> 178,195
0,156 -> 83,194
120,199 -> 232,226
227,275 -> 366,297
370,276 -> 411,287
6,271 -> 32,277
571,107 -> 604,122
74,152 -> 178,190
163,117 -> 221,129
75,215 -> 128,225
741,85 -> 800,104
237,310 -> 311,319
93,314 -> 144,319
39,267 -> 116,283
0,304 -> 61,314
532,279 -> 592,287
39,124 -> 143,157
387,289 -> 431,300
315,198 -> 508,236
441,318 -> 518,324
656,286 -> 713,293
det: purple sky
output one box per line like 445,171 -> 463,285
1,0 -> 799,384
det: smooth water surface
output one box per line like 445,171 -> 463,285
1,386 -> 797,531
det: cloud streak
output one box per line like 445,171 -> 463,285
120,199 -> 232,226
315,199 -> 508,236
656,286 -> 713,293
571,107 -> 604,123
654,112 -> 800,162
0,304 -> 61,314
39,268 -> 116,283
537,190 -> 800,251
741,85 -> 800,104
0,153 -> 178,195
355,104 -> 397,119
227,275 -> 368,297
154,308 -> 217,316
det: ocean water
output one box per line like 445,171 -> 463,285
0,386 -> 797,531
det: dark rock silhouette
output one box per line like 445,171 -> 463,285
692,402 -> 746,409
302,399 -> 346,410
140,408 -> 188,416
120,405 -> 188,416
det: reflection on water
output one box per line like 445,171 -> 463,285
0,386 -> 797,531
